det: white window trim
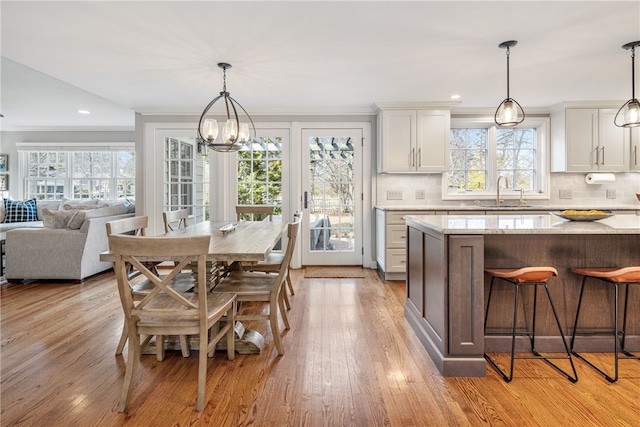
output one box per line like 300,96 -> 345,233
442,116 -> 550,201
16,142 -> 135,199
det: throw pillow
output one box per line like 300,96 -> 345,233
2,198 -> 38,223
36,200 -> 64,220
42,208 -> 78,229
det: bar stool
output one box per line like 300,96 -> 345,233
570,266 -> 640,382
484,267 -> 578,382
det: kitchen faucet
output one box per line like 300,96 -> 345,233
496,176 -> 508,206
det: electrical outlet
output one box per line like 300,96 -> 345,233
386,190 -> 403,200
415,190 -> 425,200
559,189 -> 572,199
606,189 -> 616,199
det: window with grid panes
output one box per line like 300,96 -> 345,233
445,117 -> 548,199
237,137 -> 283,218
22,146 -> 135,201
163,137 -> 209,223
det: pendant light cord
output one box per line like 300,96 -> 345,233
631,46 -> 636,100
505,46 -> 510,99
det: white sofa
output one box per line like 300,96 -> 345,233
2,199 -> 134,281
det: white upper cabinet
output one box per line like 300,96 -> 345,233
551,106 -> 630,172
376,103 -> 453,173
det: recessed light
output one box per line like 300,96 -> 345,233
78,110 -> 91,115
451,94 -> 461,100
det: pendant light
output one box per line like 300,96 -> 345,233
197,63 -> 256,153
495,40 -> 525,127
614,41 -> 640,128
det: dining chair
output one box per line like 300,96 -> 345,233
236,205 -> 275,222
213,218 -> 300,356
109,233 -> 236,412
162,208 -> 189,233
107,216 -> 191,358
239,210 -> 303,310
162,208 -> 224,285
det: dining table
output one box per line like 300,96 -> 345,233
101,219 -> 287,354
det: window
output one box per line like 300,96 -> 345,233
237,136 -> 283,215
444,117 -> 549,199
19,143 -> 135,200
164,137 -> 209,223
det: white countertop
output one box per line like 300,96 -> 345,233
376,205 -> 640,212
405,214 -> 640,235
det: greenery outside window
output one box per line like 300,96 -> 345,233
18,143 -> 135,200
444,117 -> 549,200
237,137 -> 283,217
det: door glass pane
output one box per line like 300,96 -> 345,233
308,136 -> 355,253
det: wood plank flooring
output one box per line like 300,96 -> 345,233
1,268 -> 639,426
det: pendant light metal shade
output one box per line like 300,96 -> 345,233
495,40 -> 525,127
614,41 -> 640,128
197,63 -> 256,153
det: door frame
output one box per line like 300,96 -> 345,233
292,122 -> 372,268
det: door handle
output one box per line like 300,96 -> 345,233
304,191 -> 308,209
600,146 -> 605,165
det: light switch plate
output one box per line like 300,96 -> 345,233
606,189 -> 616,199
386,190 -> 403,200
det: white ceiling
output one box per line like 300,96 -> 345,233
1,0 -> 640,131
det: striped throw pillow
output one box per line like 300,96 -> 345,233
2,198 -> 38,223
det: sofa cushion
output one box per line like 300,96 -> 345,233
62,202 -> 106,211
36,200 -> 63,220
67,204 -> 128,229
59,198 -> 100,210
41,208 -> 79,229
2,198 -> 38,223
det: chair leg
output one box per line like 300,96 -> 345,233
279,288 -> 290,330
484,277 -> 517,382
196,330 -> 208,411
118,331 -> 140,412
226,307 -> 236,361
156,335 -> 165,362
283,286 -> 291,310
179,335 -> 190,358
116,320 -> 128,355
286,271 -> 295,296
270,303 -> 284,356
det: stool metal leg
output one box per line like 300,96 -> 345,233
485,277 -> 577,383
570,277 -> 640,383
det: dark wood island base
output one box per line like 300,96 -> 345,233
404,214 -> 640,377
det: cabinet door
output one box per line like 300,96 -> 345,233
598,109 -> 629,171
566,109 -> 598,172
416,110 -> 450,172
378,110 -> 416,172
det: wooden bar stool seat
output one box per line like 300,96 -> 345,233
484,266 -> 578,383
570,266 -> 640,382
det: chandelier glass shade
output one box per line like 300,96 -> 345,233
614,41 -> 640,128
197,63 -> 255,153
495,40 -> 525,127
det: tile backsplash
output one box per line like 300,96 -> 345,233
376,173 -> 640,207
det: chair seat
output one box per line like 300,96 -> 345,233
571,266 -> 640,283
242,252 -> 284,273
137,292 -> 236,332
213,271 -> 277,299
485,267 -> 558,283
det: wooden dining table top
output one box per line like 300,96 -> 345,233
100,220 -> 286,263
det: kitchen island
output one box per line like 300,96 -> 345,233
404,213 -> 640,377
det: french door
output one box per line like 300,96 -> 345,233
300,127 -> 363,265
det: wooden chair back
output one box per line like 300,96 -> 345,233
236,205 -> 275,222
162,208 -> 189,233
106,215 -> 149,237
109,233 -> 236,412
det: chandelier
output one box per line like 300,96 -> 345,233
197,63 -> 256,153
494,40 -> 525,127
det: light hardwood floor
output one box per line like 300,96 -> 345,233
1,268 -> 639,426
